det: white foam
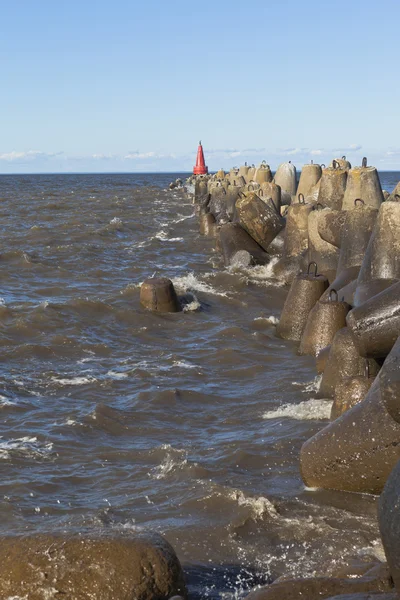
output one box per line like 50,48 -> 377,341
154,230 -> 183,242
0,395 -> 15,407
228,489 -> 278,519
172,213 -> 195,224
51,376 -> 97,386
263,399 -> 332,421
173,272 -> 230,297
182,297 -> 201,312
151,445 -> 188,480
292,375 -> 322,393
0,436 -> 53,460
172,360 -> 197,369
254,315 -> 279,325
110,217 -> 122,225
106,370 -> 128,380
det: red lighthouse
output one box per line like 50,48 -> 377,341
193,141 -> 208,175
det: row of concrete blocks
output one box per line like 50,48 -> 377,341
190,162 -> 400,600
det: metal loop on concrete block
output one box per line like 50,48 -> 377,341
307,261 -> 318,277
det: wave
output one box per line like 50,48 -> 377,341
51,375 -> 97,386
173,272 -> 230,298
263,398 -> 332,420
292,375 -> 322,393
154,230 -> 184,242
254,315 -> 279,325
0,436 -> 53,460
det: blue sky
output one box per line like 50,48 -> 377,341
1,0 -> 399,173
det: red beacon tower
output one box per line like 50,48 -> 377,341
193,141 -> 208,175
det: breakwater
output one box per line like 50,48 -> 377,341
0,170 -> 400,598
184,160 -> 400,599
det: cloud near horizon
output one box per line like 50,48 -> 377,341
1,145 -> 399,172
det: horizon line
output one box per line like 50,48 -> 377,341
0,169 -> 399,176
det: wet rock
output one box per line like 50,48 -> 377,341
300,376 -> 400,494
316,345 -> 331,374
219,223 -> 269,267
0,531 -> 187,600
140,277 -> 181,313
379,458 -> 400,594
245,565 -> 393,600
331,373 -> 375,419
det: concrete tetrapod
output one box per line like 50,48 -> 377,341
254,161 -> 273,185
276,262 -> 328,341
337,200 -> 378,277
259,182 -> 282,213
219,223 -> 270,267
238,164 -> 250,179
379,457 -> 400,594
381,337 -> 400,423
318,162 -> 348,210
140,278 -> 181,313
199,211 -> 217,236
308,207 -> 340,283
331,369 -> 375,420
284,195 -> 313,258
329,156 -> 352,170
318,327 -> 380,398
245,568 -> 393,600
316,345 -> 331,374
304,179 -> 321,205
235,192 -> 285,251
0,531 -> 187,600
354,201 -> 400,305
387,181 -> 400,202
296,163 -> 322,200
194,177 -> 210,208
342,157 -> 384,210
208,182 -> 228,222
299,290 -> 350,357
246,165 -> 256,183
300,376 -> 400,494
274,161 -> 297,199
225,183 -> 243,220
317,209 -> 346,248
346,281 -> 400,359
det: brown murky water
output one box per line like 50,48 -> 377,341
0,172 -> 398,598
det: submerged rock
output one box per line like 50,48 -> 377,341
0,531 -> 187,600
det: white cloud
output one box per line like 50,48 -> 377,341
310,149 -> 323,155
92,153 -> 117,160
332,144 -> 362,152
124,151 -> 176,160
0,150 -> 63,162
386,149 -> 400,157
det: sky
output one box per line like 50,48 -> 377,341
1,0 -> 400,173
